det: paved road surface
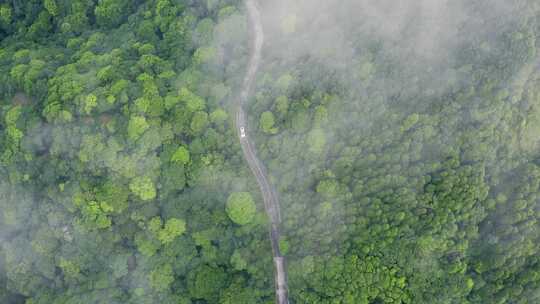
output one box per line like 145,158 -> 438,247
236,1 -> 289,303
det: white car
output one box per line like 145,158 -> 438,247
240,127 -> 247,138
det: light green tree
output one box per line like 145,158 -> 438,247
148,216 -> 163,234
401,113 -> 420,132
83,94 -> 97,115
0,4 -> 12,24
158,218 -> 186,244
80,201 -> 112,229
44,0 -> 59,16
316,179 -> 340,199
226,192 -> 256,225
179,87 -> 205,112
171,146 -> 190,165
127,115 -> 149,140
129,176 -> 156,201
5,106 -> 21,126
260,111 -> 278,134
210,108 -> 228,126
95,181 -> 129,214
59,258 -> 81,280
95,0 -> 130,28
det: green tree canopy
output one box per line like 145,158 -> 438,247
149,264 -> 175,292
158,218 -> 187,244
127,115 -> 149,140
95,0 -> 131,28
171,146 -> 190,165
260,111 -> 278,134
129,176 -> 156,201
226,192 -> 256,225
188,265 -> 227,302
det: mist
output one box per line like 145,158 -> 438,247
232,0 -> 540,301
0,0 -> 539,303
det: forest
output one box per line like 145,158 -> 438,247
1,0 -> 540,303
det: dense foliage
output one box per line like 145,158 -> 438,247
0,0 -> 540,303
251,0 -> 540,302
0,1 -> 277,303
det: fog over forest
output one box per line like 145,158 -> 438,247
0,0 -> 539,303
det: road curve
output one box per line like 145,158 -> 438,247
236,1 -> 289,304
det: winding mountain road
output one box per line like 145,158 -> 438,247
236,1 -> 289,303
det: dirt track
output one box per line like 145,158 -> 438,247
236,1 -> 289,303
